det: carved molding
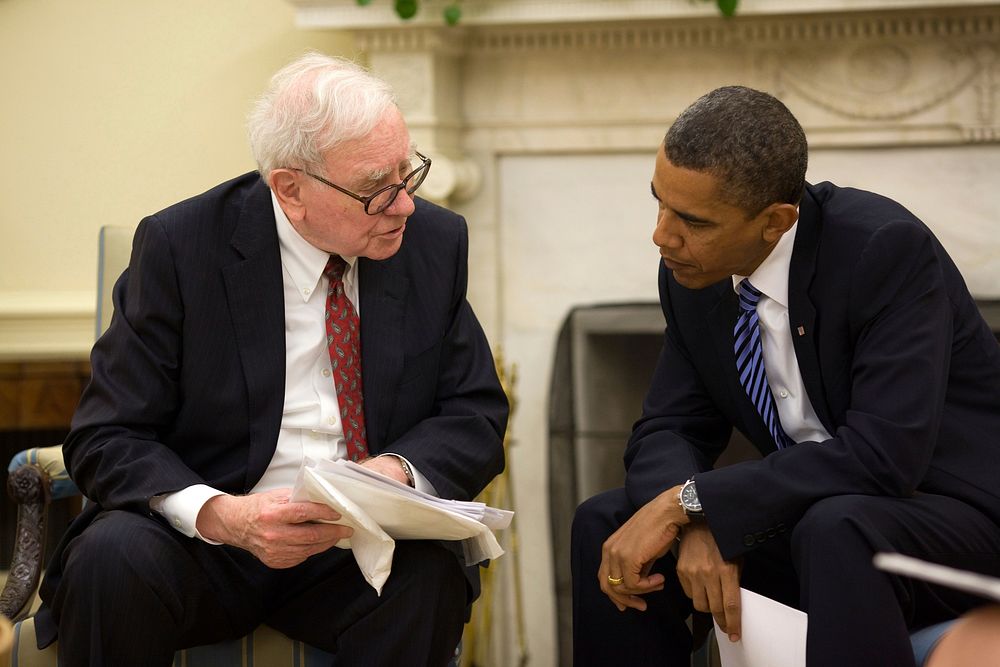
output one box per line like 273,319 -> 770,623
764,41 -> 996,123
347,7 -> 1000,150
356,10 -> 1000,54
290,0 -> 1000,29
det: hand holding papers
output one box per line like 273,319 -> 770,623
714,588 -> 807,667
291,458 -> 513,595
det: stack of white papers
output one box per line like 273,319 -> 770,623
291,458 -> 513,594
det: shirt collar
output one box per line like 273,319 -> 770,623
271,191 -> 357,302
732,210 -> 799,309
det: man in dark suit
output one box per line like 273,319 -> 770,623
571,86 -> 1000,667
34,53 -> 508,666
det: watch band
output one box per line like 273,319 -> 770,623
396,456 -> 416,488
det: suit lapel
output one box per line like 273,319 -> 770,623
222,180 -> 286,491
359,256 -> 409,453
788,186 -> 836,434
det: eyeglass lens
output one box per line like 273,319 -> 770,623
368,158 -> 430,214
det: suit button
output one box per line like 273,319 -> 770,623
767,528 -> 777,539
755,531 -> 766,543
777,522 -> 787,533
743,534 -> 755,547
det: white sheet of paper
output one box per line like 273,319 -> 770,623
714,588 -> 807,667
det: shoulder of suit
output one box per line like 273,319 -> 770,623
806,180 -> 929,242
149,171 -> 262,221
137,172 -> 267,257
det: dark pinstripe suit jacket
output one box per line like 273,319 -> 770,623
36,173 -> 508,643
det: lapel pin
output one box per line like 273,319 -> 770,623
797,326 -> 806,336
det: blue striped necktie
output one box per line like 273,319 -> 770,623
734,279 -> 794,449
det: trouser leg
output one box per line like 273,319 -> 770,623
571,488 -> 694,667
51,510 -> 268,667
267,540 -> 468,667
791,494 -> 1000,667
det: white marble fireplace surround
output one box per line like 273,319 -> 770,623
288,1 -> 999,665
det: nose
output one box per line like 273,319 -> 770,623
652,209 -> 683,249
385,186 -> 416,217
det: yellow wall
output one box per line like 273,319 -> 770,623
0,0 -> 351,357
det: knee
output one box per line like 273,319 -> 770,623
791,495 -> 878,559
572,487 -> 631,552
62,511 -> 172,589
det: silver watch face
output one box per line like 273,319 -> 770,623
681,481 -> 702,513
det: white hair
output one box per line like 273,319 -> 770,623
247,52 -> 398,184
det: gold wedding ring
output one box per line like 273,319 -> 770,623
607,574 -> 624,586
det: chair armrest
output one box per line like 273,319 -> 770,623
8,447 -> 78,501
0,458 -> 55,621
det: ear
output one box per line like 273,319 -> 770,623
270,169 -> 307,222
759,203 -> 798,243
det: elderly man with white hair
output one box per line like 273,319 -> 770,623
33,52 -> 508,667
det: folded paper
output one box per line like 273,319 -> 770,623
291,459 -> 512,594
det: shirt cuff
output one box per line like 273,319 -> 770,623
149,484 -> 227,544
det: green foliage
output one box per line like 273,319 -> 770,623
443,3 -> 462,25
715,0 -> 739,17
394,0 -> 419,19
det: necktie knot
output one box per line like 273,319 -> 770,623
325,256 -> 348,283
738,279 -> 763,312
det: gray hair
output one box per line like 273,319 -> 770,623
664,86 -> 808,217
248,52 -> 398,183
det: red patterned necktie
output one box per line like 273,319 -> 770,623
324,256 -> 367,461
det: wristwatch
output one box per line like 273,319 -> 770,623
678,478 -> 704,517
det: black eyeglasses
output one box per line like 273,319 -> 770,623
291,151 -> 431,215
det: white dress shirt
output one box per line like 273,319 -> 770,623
732,219 -> 832,445
152,192 -> 431,541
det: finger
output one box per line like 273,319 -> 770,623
598,546 -> 624,589
273,500 -> 343,524
704,576 -> 728,633
689,585 -> 710,614
265,521 -> 353,548
608,590 -> 647,612
601,572 -> 629,611
722,569 -> 742,640
301,522 -> 353,544
632,572 -> 666,592
256,526 -> 352,568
